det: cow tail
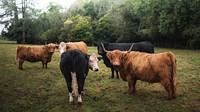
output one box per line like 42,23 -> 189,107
71,52 -> 78,96
71,72 -> 78,96
167,52 -> 177,97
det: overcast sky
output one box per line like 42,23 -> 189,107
0,0 -> 76,34
35,0 -> 76,10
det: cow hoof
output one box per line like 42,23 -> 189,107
172,96 -> 176,99
69,101 -> 75,105
81,91 -> 85,96
123,91 -> 128,94
109,77 -> 114,79
72,93 -> 75,97
166,96 -> 173,100
78,102 -> 83,106
167,96 -> 176,100
128,90 -> 135,95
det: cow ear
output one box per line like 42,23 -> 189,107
122,52 -> 127,58
106,53 -> 112,59
86,54 -> 90,60
55,44 -> 59,49
97,56 -> 103,61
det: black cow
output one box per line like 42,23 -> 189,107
60,50 -> 99,105
97,41 -> 154,79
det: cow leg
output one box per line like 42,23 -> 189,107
77,94 -> 82,106
67,81 -> 74,104
63,74 -> 74,104
132,78 -> 137,93
45,63 -> 47,69
110,68 -> 115,79
81,77 -> 86,95
126,75 -> 135,94
161,79 -> 173,100
18,59 -> 24,70
115,69 -> 119,79
69,93 -> 74,105
42,59 -> 47,69
82,70 -> 89,95
42,62 -> 48,69
76,74 -> 84,105
77,82 -> 83,105
42,62 -> 45,69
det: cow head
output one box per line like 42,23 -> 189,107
97,42 -> 108,55
59,42 -> 66,55
106,50 -> 124,69
97,43 -> 103,55
46,43 -> 58,54
101,42 -> 134,69
88,53 -> 100,72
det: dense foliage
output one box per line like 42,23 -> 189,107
1,0 -> 200,49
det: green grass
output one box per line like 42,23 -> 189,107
0,42 -> 200,112
0,39 -> 16,44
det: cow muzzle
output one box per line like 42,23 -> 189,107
113,62 -> 120,69
94,68 -> 99,71
91,67 -> 99,72
49,52 -> 54,55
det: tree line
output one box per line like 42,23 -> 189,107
1,0 -> 200,49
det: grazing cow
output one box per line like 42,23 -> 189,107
16,43 -> 58,70
59,49 -> 99,105
59,41 -> 88,55
97,41 -> 154,79
102,43 -> 177,100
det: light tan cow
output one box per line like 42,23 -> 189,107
59,41 -> 88,55
16,43 -> 58,70
102,43 -> 177,100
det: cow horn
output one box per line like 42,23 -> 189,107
101,42 -> 108,53
127,43 -> 134,53
45,42 -> 47,46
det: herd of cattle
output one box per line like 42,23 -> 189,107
15,41 -> 177,105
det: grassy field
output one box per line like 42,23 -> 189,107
0,40 -> 200,112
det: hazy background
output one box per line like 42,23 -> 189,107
0,0 -> 76,33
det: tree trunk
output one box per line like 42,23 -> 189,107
21,0 -> 27,44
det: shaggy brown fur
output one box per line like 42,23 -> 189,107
16,43 -> 58,70
66,41 -> 88,54
106,50 -> 177,100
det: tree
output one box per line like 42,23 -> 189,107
0,0 -> 19,28
94,14 -> 116,42
0,0 -> 35,43
61,15 -> 94,44
39,3 -> 68,43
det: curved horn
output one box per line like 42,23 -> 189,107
127,43 -> 134,53
101,42 -> 109,53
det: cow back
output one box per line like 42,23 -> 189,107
60,50 -> 89,74
17,46 -> 51,62
132,41 -> 154,53
121,52 -> 173,83
66,41 -> 88,54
